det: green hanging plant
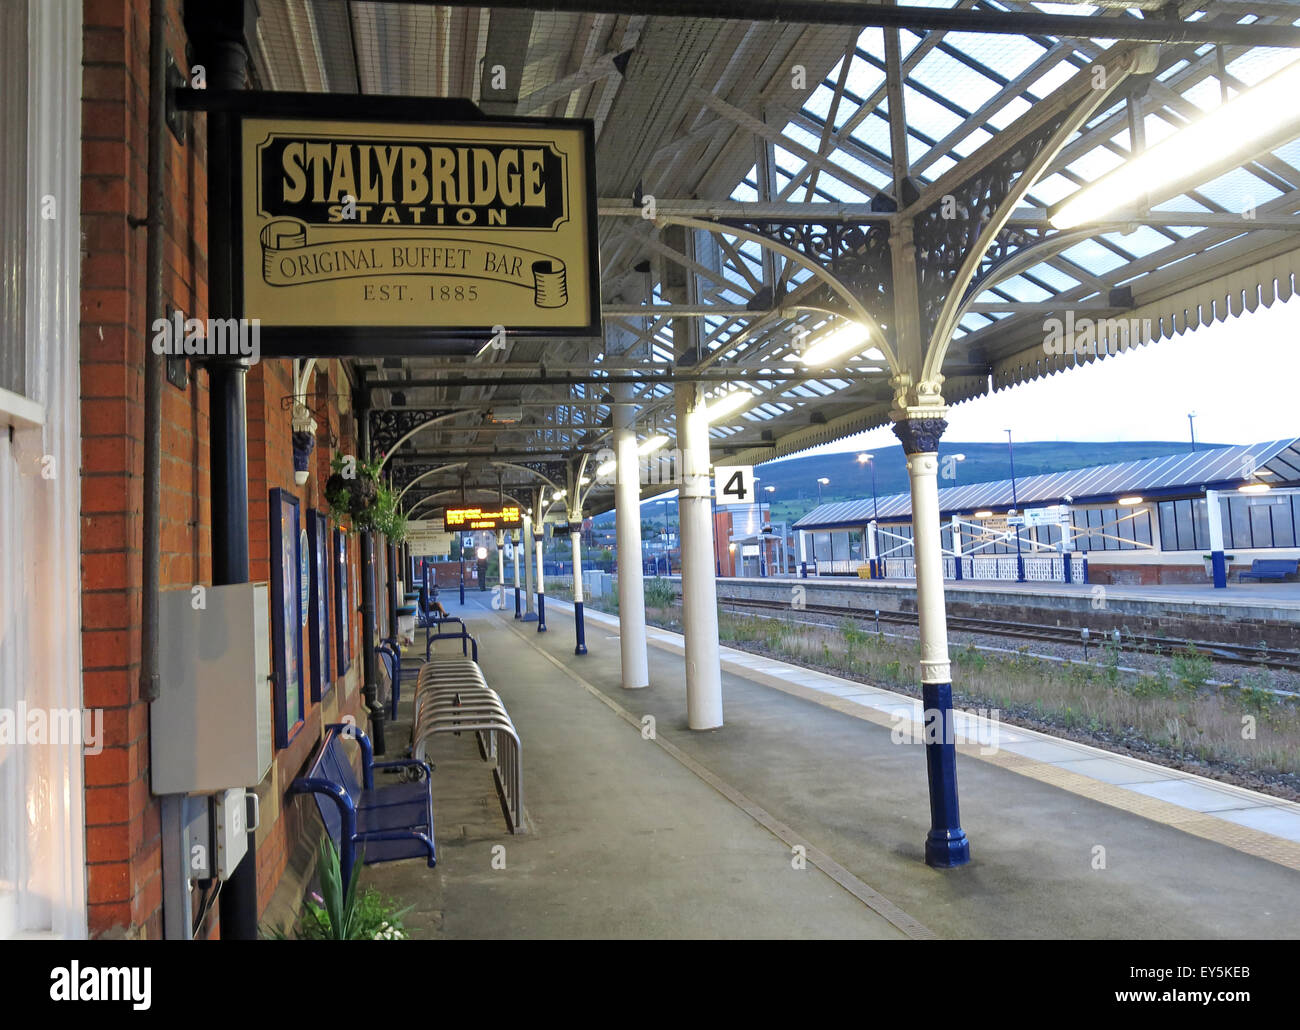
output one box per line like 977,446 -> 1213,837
323,453 -> 405,541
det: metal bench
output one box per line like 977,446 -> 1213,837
288,724 -> 436,891
1239,558 -> 1299,582
375,638 -> 403,719
412,659 -> 524,833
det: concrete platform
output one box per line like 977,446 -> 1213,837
371,594 -> 1300,939
705,575 -> 1300,649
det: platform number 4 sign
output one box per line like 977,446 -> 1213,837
714,465 -> 755,505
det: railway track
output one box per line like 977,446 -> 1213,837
713,595 -> 1300,674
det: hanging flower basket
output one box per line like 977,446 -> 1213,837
324,453 -> 405,541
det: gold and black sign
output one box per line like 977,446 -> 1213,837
232,95 -> 600,356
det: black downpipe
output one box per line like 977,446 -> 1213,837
140,0 -> 165,707
357,389 -> 386,754
185,0 -> 258,941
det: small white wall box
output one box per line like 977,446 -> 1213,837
151,583 -> 273,794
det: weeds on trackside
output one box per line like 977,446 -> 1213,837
705,610 -> 1300,781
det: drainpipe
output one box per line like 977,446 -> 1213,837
357,388 -> 386,753
141,0 -> 186,939
184,0 -> 259,941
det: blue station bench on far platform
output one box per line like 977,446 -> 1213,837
1238,558 -> 1300,582
289,723 -> 436,890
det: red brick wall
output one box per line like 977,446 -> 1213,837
81,0 -> 203,940
79,2 -> 368,938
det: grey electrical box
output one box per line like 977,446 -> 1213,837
151,582 -> 272,795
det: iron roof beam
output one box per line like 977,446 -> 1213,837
404,1 -> 1300,47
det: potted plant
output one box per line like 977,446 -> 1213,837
324,453 -> 406,542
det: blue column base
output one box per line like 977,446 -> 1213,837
1211,550 -> 1227,588
514,586 -> 521,618
536,592 -> 547,632
574,600 -> 587,654
522,612 -> 538,623
953,558 -> 962,581
925,828 -> 971,869
920,681 -> 970,870
1063,552 -> 1073,584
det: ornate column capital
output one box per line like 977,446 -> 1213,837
892,416 -> 949,456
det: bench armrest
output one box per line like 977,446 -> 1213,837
372,758 -> 433,781
325,723 -> 376,789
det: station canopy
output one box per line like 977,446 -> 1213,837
794,437 -> 1300,528
250,1 -> 1300,519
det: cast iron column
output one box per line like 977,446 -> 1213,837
894,415 -> 970,868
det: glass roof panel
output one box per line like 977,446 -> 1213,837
910,48 -> 1002,110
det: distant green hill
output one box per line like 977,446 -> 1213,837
593,440 -> 1227,528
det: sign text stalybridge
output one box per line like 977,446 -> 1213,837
231,93 -> 600,357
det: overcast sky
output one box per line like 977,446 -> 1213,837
776,293 -> 1300,461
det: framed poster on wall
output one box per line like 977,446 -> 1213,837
269,488 -> 306,748
307,511 -> 331,701
335,527 -> 351,675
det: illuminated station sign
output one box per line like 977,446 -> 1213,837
444,505 -> 522,530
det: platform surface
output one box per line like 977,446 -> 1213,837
372,593 -> 1300,939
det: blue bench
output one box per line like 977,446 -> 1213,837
289,724 -> 435,891
376,638 -> 403,720
1239,559 -> 1298,582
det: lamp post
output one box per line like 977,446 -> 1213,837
858,453 -> 879,576
948,452 -> 966,485
816,476 -> 830,505
1006,429 -> 1025,582
1188,412 -> 1197,453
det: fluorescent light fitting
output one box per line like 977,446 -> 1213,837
799,323 -> 874,367
702,389 -> 756,421
1050,58 -> 1300,229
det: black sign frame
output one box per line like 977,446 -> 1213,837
184,89 -> 602,357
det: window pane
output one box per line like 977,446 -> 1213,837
1230,497 -> 1253,549
1250,501 -> 1276,549
1134,510 -> 1152,547
1175,500 -> 1194,553
1275,498 -> 1296,548
1193,498 -> 1210,551
1158,501 -> 1176,549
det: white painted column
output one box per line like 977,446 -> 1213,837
522,511 -> 536,618
1061,509 -> 1074,584
1206,488 -> 1228,588
496,530 -> 505,608
950,515 -> 963,581
512,527 -> 522,618
613,387 -> 649,689
570,514 -> 587,655
868,519 -> 879,577
676,384 -> 724,730
898,417 -> 968,868
534,519 -> 547,632
910,451 -> 950,679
